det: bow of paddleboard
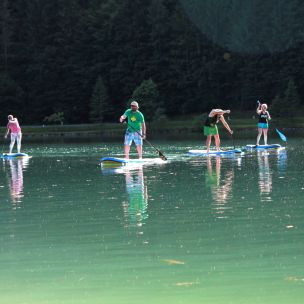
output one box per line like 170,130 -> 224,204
188,149 -> 242,156
0,153 -> 29,159
246,144 -> 281,150
100,157 -> 166,167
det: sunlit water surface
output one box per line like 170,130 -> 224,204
0,140 -> 303,304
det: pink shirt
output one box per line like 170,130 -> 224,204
7,119 -> 21,133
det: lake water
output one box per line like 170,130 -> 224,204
0,139 -> 303,304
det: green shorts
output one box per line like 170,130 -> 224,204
204,125 -> 218,136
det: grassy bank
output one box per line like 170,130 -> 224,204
0,114 -> 303,142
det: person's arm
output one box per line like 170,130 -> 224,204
119,114 -> 127,123
8,118 -> 18,125
4,126 -> 10,138
141,122 -> 146,139
210,109 -> 230,117
219,115 -> 233,134
256,102 -> 262,114
267,111 -> 271,120
120,109 -> 130,123
120,110 -> 128,123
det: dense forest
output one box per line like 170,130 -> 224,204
0,0 -> 304,124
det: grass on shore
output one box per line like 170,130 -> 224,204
0,114 -> 303,135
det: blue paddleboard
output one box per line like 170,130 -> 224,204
101,157 -> 166,166
246,144 -> 281,150
188,149 -> 242,156
0,153 -> 29,159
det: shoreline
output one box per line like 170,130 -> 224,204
1,121 -> 302,143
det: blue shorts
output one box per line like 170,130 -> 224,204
258,123 -> 268,129
124,131 -> 143,146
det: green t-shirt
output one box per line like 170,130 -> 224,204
124,109 -> 145,132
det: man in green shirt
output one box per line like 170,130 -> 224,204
119,101 -> 146,159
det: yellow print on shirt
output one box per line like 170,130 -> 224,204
130,116 -> 136,122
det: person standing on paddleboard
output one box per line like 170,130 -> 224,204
119,101 -> 146,159
256,101 -> 271,146
204,109 -> 233,153
4,115 -> 22,154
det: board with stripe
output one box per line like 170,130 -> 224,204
0,153 -> 29,159
188,149 -> 242,156
101,157 -> 166,166
246,144 -> 281,150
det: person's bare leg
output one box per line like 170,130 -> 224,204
206,136 -> 211,153
9,135 -> 15,154
257,128 -> 262,145
136,145 -> 142,159
263,129 -> 268,145
214,134 -> 221,151
125,145 -> 130,159
17,133 -> 22,153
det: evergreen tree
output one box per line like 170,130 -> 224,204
43,112 -> 64,125
283,78 -> 301,117
271,94 -> 285,117
0,71 -> 24,120
0,0 -> 12,72
89,76 -> 110,123
131,78 -> 164,121
271,78 -> 301,118
1,0 -> 304,123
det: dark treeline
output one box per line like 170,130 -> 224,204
0,0 -> 304,124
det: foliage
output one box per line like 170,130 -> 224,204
271,78 -> 301,118
43,112 -> 64,125
89,76 -> 111,123
0,71 -> 24,122
131,78 -> 164,121
0,0 -> 303,124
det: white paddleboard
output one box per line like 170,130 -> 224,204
100,157 -> 166,166
0,153 -> 29,159
246,144 -> 281,150
188,149 -> 242,156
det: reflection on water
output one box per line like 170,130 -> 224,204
123,167 -> 148,228
5,158 -> 30,207
257,151 -> 272,201
205,156 -> 234,218
101,164 -> 149,229
0,142 -> 303,304
257,148 -> 287,201
277,148 -> 287,176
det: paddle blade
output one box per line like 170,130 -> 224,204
276,128 -> 287,142
158,150 -> 167,161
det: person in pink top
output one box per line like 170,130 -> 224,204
4,115 -> 22,153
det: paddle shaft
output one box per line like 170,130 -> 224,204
231,134 -> 235,149
1,136 -> 6,154
123,122 -> 167,160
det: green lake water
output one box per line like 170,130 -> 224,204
0,139 -> 303,304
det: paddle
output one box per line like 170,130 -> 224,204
275,128 -> 287,142
1,136 -> 6,155
123,121 -> 167,161
231,133 -> 235,149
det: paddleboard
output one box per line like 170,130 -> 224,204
246,144 -> 281,150
101,157 -> 166,166
0,152 -> 29,159
188,149 -> 242,156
